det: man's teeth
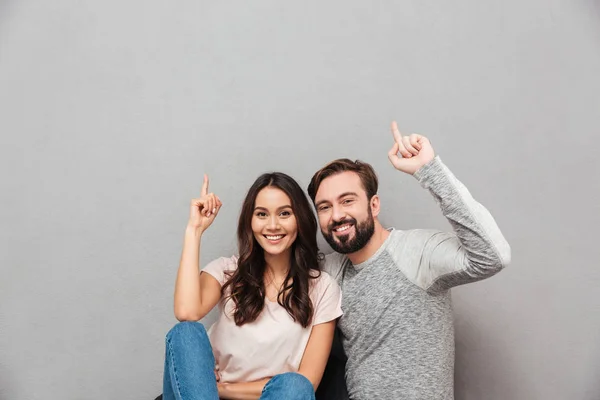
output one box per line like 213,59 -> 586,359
266,235 -> 284,240
335,225 -> 352,232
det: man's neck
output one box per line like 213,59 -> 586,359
347,221 -> 390,265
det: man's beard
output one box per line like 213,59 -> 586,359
322,208 -> 375,254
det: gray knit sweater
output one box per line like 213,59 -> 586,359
323,156 -> 511,400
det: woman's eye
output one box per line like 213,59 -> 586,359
256,212 -> 267,217
280,211 -> 292,217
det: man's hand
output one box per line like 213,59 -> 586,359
387,121 -> 435,175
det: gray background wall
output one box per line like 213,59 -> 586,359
1,1 -> 599,399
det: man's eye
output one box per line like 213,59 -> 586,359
318,206 -> 330,212
343,199 -> 353,204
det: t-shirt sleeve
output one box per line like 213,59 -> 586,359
201,256 -> 237,286
312,272 -> 343,326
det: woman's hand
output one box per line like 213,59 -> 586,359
188,174 -> 223,233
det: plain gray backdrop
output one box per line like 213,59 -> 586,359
1,1 -> 599,399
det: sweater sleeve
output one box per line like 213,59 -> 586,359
409,156 -> 511,293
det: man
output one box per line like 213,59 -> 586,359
308,122 -> 511,400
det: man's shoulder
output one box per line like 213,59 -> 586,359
321,252 -> 349,281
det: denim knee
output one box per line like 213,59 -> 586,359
166,321 -> 209,342
265,372 -> 314,399
277,372 -> 312,387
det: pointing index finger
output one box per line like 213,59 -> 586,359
391,121 -> 403,144
201,174 -> 209,196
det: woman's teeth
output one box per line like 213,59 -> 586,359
265,235 -> 284,240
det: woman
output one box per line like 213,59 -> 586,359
163,172 -> 342,400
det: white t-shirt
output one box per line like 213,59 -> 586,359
202,255 -> 343,383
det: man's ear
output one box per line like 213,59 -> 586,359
370,194 -> 381,218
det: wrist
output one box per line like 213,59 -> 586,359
217,382 -> 231,397
413,155 -> 441,181
185,223 -> 204,238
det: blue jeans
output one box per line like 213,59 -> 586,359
163,321 -> 315,400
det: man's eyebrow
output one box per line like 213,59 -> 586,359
315,192 -> 359,208
315,200 -> 329,208
337,192 -> 359,199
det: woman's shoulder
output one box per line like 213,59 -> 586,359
202,255 -> 239,285
204,255 -> 238,269
309,269 -> 343,322
309,269 -> 340,293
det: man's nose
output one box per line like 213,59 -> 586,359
331,205 -> 346,223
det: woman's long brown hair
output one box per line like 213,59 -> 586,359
221,172 -> 321,328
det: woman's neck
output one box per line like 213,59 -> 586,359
264,250 -> 292,280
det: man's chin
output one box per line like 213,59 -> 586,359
325,236 -> 358,254
334,232 -> 354,244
